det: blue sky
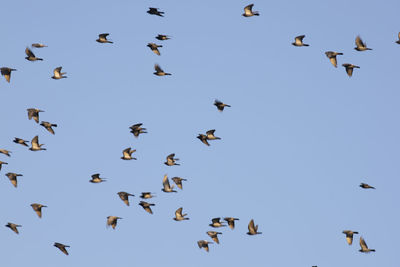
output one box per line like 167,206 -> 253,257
1,0 -> 399,266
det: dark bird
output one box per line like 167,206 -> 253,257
154,64 -> 171,76
224,217 -> 239,229
121,147 -> 137,160
171,177 -> 187,190
292,35 -> 309,46
90,173 -> 106,183
31,203 -> 47,218
206,129 -> 221,140
209,218 -> 226,228
0,161 -> 8,171
1,67 -> 16,83
173,207 -> 189,221
156,34 -> 170,41
107,216 -> 122,229
25,47 -> 43,61
96,33 -> 113,43
342,63 -> 360,77
117,192 -> 134,206
5,222 -> 21,234
197,240 -> 213,252
40,121 -> 57,135
214,99 -> 230,111
139,201 -> 155,214
359,237 -> 375,253
355,36 -> 372,51
147,43 -> 162,55
29,135 -> 46,151
360,183 -> 375,189
147,7 -> 164,17
247,219 -> 262,235
27,108 -> 44,123
130,123 -> 147,137
165,153 -> 179,166
206,231 -> 222,244
162,174 -> 177,193
243,4 -> 259,17
342,230 -> 359,245
197,134 -> 210,146
396,32 -> 400,44
31,43 -> 47,48
13,138 -> 29,147
140,192 -> 155,199
52,66 -> 67,79
325,51 -> 343,68
0,149 -> 11,157
5,172 -> 22,187
54,242 -> 69,255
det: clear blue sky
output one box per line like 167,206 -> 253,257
1,0 -> 399,266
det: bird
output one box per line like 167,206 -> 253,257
154,64 -> 171,76
209,218 -> 226,228
96,33 -> 113,43
29,135 -> 46,151
342,63 -> 360,77
31,43 -> 47,48
5,222 -> 21,234
0,161 -> 8,171
27,108 -> 44,123
325,51 -> 343,68
197,134 -> 210,146
292,35 -> 309,46
13,138 -> 29,147
147,7 -> 164,17
31,203 -> 47,218
171,177 -> 187,189
354,36 -> 372,51
54,242 -> 70,255
243,4 -> 259,17
247,219 -> 262,235
40,121 -> 57,135
396,32 -> 400,44
156,34 -> 170,41
359,237 -> 375,253
197,240 -> 213,252
214,100 -> 231,112
90,173 -> 106,183
140,192 -> 155,199
5,172 -> 22,187
206,231 -> 222,244
121,147 -> 137,160
206,129 -> 221,140
147,43 -> 162,55
107,216 -> 122,229
117,192 -> 134,206
130,123 -> 147,137
1,67 -> 16,83
25,47 -> 43,61
360,183 -> 375,189
165,153 -> 179,166
173,207 -> 189,221
139,201 -> 155,214
52,66 -> 67,79
162,174 -> 177,193
342,230 -> 359,245
224,217 -> 239,229
0,149 -> 11,157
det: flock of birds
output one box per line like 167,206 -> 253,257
0,3 -> 387,259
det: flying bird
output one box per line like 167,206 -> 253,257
96,33 -> 113,43
107,216 -> 122,229
29,135 -> 46,151
360,183 -> 375,189
162,174 -> 177,193
247,219 -> 262,235
292,35 -> 309,46
342,63 -> 360,77
197,134 -> 210,146
173,207 -> 189,221
206,231 -> 222,244
325,51 -> 343,68
156,34 -> 170,41
40,121 -> 57,135
121,147 -> 137,160
25,47 -> 43,61
171,177 -> 187,190
342,230 -> 359,245
0,149 -> 11,157
214,100 -> 231,111
52,66 -> 67,79
130,123 -> 147,137
224,217 -> 239,229
359,237 -> 375,253
90,173 -> 106,183
147,43 -> 162,55
197,240 -> 213,252
206,129 -> 221,140
117,192 -> 134,206
5,222 -> 21,234
27,108 -> 44,123
209,218 -> 226,228
396,32 -> 400,44
31,203 -> 47,218
54,242 -> 70,255
5,172 -> 22,187
1,67 -> 16,83
13,138 -> 29,147
164,153 -> 179,166
140,192 -> 155,199
354,36 -> 372,51
147,7 -> 164,17
139,201 -> 155,214
154,64 -> 171,76
32,43 -> 47,48
242,4 -> 259,17
0,161 -> 8,171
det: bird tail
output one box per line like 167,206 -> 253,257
303,44 -> 310,46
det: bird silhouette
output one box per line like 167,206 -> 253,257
197,240 -> 213,252
342,230 -> 359,245
31,43 -> 47,48
121,147 -> 137,160
154,64 -> 171,76
171,177 -> 187,189
197,134 -> 210,146
130,123 -> 147,137
54,242 -> 70,255
90,173 -> 107,183
162,174 -> 177,193
1,67 -> 16,83
5,222 -> 21,234
5,172 -> 22,187
206,231 -> 222,244
173,207 -> 189,221
206,129 -> 221,140
242,4 -> 259,17
40,121 -> 57,135
342,63 -> 360,77
27,108 -> 44,123
292,35 -> 309,46
147,43 -> 162,55
25,47 -> 43,61
360,183 -> 375,189
325,51 -> 343,68
359,237 -> 375,253
139,201 -> 155,214
247,219 -> 262,235
147,7 -> 164,17
156,34 -> 170,41
164,153 -> 180,166
224,217 -> 239,229
354,36 -> 372,51
0,149 -> 11,157
209,218 -> 226,228
0,161 -> 8,171
117,192 -> 134,206
107,216 -> 122,229
29,136 -> 46,151
96,33 -> 113,43
140,192 -> 156,199
31,203 -> 47,218
214,100 -> 230,111
13,138 -> 29,147
52,67 -> 67,79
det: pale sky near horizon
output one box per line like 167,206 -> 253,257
1,1 -> 399,266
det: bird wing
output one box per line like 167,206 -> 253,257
99,33 -> 109,38
248,219 -> 255,233
244,4 -> 253,15
54,67 -> 62,77
206,129 -> 216,136
212,218 -> 220,223
175,207 -> 183,218
155,64 -> 163,72
346,235 -> 353,245
31,135 -> 39,146
329,57 -> 337,67
360,237 -> 369,250
163,175 -> 171,190
122,147 -> 131,157
355,36 -> 365,48
25,47 -> 35,57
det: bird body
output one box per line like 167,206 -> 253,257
139,201 -> 155,214
209,217 -> 226,228
54,242 -> 70,255
206,231 -> 222,244
5,222 -> 21,234
40,121 -> 57,135
13,138 -> 29,147
90,173 -> 106,183
0,149 -> 11,157
360,183 -> 375,189
342,63 -> 360,77
156,34 -> 170,41
359,237 -> 375,253
147,43 -> 162,55
27,108 -> 44,123
243,4 -> 259,17
247,219 -> 261,235
355,36 -> 372,51
121,147 -> 137,160
117,192 -> 134,206
32,43 -> 47,48
162,174 -> 177,192
130,123 -> 147,137
31,203 -> 47,218
173,207 -> 189,221
154,64 -> 171,76
29,135 -> 46,151
171,177 -> 187,189
52,66 -> 67,79
140,192 -> 155,199
206,129 -> 221,140
147,7 -> 164,16
197,134 -> 210,146
5,172 -> 22,187
325,51 -> 343,68
292,35 -> 309,46
164,153 -> 179,166
96,33 -> 113,43
25,47 -> 43,61
214,100 -> 231,111
224,217 -> 239,229
107,216 -> 122,229
197,240 -> 213,252
1,67 -> 16,83
342,230 -> 359,245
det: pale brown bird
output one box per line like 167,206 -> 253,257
354,36 -> 372,51
52,66 -> 67,79
197,134 -> 209,146
224,217 -> 239,229
342,63 -> 360,77
25,47 -> 43,61
325,51 -> 343,68
197,240 -> 213,252
147,43 -> 162,55
206,231 -> 222,244
214,99 -> 231,111
117,192 -> 134,206
173,207 -> 189,221
0,161 -> 8,171
360,183 -> 375,189
206,129 -> 221,140
121,147 -> 137,160
359,237 -> 375,253
1,67 -> 16,83
5,172 -> 22,187
27,108 -> 44,123
156,34 -> 170,41
31,203 -> 47,218
342,230 -> 359,245
164,153 -> 179,166
247,219 -> 262,235
13,138 -> 29,147
209,218 -> 226,228
29,135 -> 46,151
162,174 -> 177,193
154,64 -> 171,76
107,216 -> 122,229
32,43 -> 47,48
130,123 -> 147,137
40,121 -> 57,134
139,201 -> 155,214
54,242 -> 70,255
292,35 -> 309,46
242,4 -> 259,17
171,177 -> 187,190
5,222 -> 21,234
140,192 -> 155,199
90,173 -> 106,183
147,7 -> 164,17
0,149 -> 11,157
96,33 -> 113,43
